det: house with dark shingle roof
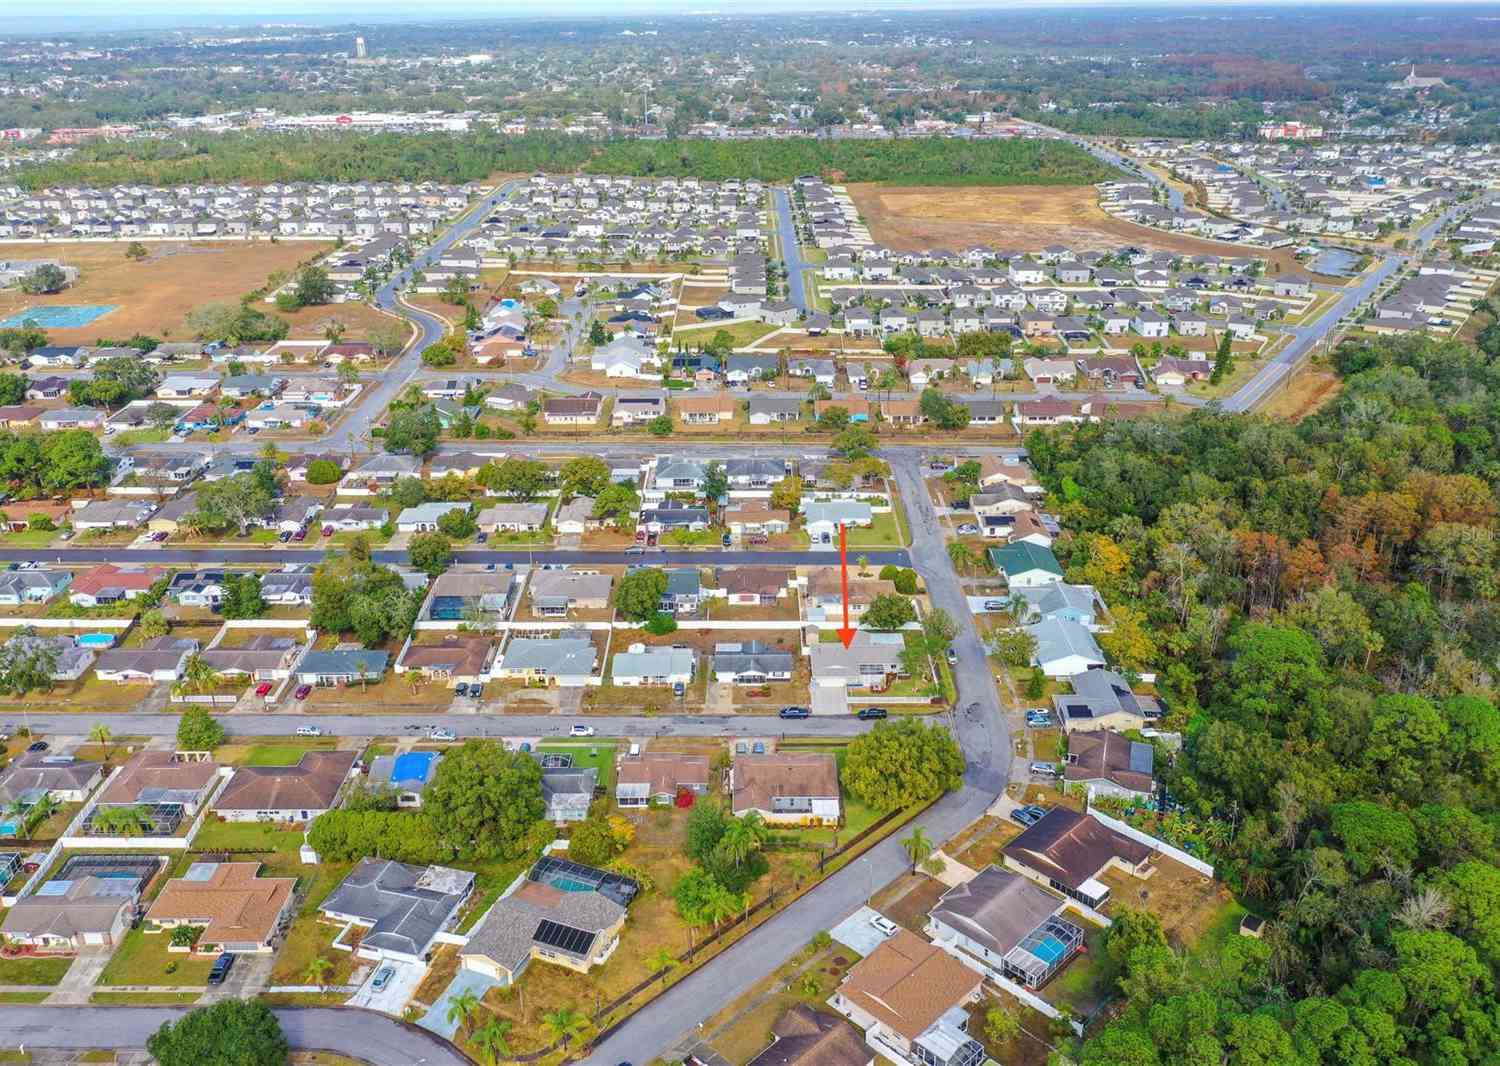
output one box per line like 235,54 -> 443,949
319,858 -> 475,964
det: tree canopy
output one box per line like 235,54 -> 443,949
842,719 -> 964,811
424,740 -> 545,859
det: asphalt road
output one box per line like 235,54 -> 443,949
0,1006 -> 469,1066
19,712 -> 876,739
0,547 -> 912,567
582,452 -> 1011,1065
772,187 -> 812,312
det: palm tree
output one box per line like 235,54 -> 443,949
542,1005 -> 587,1047
718,812 -> 769,868
446,987 -> 482,1034
92,804 -> 149,837
28,794 -> 59,828
471,1017 -> 512,1065
88,722 -> 113,761
3,799 -> 28,831
173,655 -> 224,698
302,956 -> 333,990
902,826 -> 934,873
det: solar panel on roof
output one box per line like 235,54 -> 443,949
533,918 -> 596,957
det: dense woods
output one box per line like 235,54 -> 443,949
1027,332 -> 1500,1065
10,130 -> 1118,190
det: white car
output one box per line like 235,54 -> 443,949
429,727 -> 457,742
294,726 -> 322,738
569,724 -> 596,738
869,914 -> 900,938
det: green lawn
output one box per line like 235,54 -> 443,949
111,429 -> 171,446
537,742 -> 618,791
244,742 -> 335,766
98,926 -> 217,986
0,991 -> 50,1003
191,818 -> 304,854
0,530 -> 56,548
90,991 -> 201,1005
844,511 -> 904,549
0,955 -> 74,985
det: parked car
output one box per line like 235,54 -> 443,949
945,647 -> 958,665
26,741 -> 47,753
277,531 -> 292,543
778,705 -> 811,719
455,682 -> 469,698
869,914 -> 900,937
207,953 -> 235,985
429,727 -> 457,742
570,724 -> 596,737
371,966 -> 394,991
1010,804 -> 1048,828
295,726 -> 322,737
469,683 -> 484,701
956,523 -> 980,536
983,600 -> 1007,611
292,527 -> 307,541
254,682 -> 273,698
721,532 -> 732,547
856,707 -> 889,721
1030,761 -> 1060,778
321,525 -> 334,537
624,546 -> 644,556
293,684 -> 313,700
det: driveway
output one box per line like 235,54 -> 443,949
419,969 -> 503,1038
347,957 -> 425,1014
829,907 -> 896,956
45,947 -> 111,1005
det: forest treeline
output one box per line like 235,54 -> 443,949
9,130 -> 1118,189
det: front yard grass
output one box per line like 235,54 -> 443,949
0,954 -> 74,985
843,510 -> 904,549
269,917 -> 355,988
98,925 -> 217,986
244,741 -> 338,765
536,742 -> 618,792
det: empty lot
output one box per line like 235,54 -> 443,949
0,239 -> 333,342
846,184 -> 1334,276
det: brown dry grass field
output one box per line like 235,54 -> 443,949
846,184 -> 1333,278
0,240 -> 333,342
1259,366 -> 1342,422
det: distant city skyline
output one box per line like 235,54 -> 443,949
4,0 -> 1496,34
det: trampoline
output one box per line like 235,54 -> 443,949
0,305 -> 117,329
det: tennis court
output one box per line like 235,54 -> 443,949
0,304 -> 117,328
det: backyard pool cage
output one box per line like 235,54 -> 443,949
1002,913 -> 1086,989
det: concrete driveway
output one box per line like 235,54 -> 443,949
347,957 -> 425,1014
829,907 -> 895,956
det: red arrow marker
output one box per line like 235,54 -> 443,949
837,523 -> 856,649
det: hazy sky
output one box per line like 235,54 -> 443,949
8,0 -> 1492,31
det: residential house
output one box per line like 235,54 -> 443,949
496,636 -> 598,686
476,502 -> 549,533
729,752 -> 840,827
660,568 -> 702,615
213,750 -> 357,822
829,930 -> 986,1066
988,542 -> 1064,588
0,569 -> 71,605
319,859 -> 475,964
714,567 -> 791,606
745,1005 -> 868,1066
368,751 -> 442,808
543,393 -> 604,427
145,862 -> 295,954
802,500 -> 873,545
1052,668 -> 1164,733
425,568 -> 515,621
1065,730 -> 1155,801
541,766 -> 598,822
0,752 -> 102,805
748,396 -> 804,425
71,499 -> 156,531
1,633 -> 93,682
460,864 -> 627,984
724,504 -> 791,540
294,649 -> 389,687
810,631 -> 905,690
2,871 -> 145,948
396,501 -> 470,533
713,640 -> 794,684
927,866 -> 1086,991
616,752 -> 711,808
1026,618 -> 1106,678
94,636 -> 198,683
677,394 -> 738,425
1012,582 -> 1100,628
397,636 -> 495,687
1002,806 -> 1154,910
98,751 -> 220,814
528,570 -> 612,617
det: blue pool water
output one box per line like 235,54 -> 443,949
1031,935 -> 1067,964
0,820 -> 18,837
551,876 -> 596,892
391,751 -> 437,781
499,298 -> 520,310
0,305 -> 117,328
77,633 -> 115,649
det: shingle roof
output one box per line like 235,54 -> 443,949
836,929 -> 983,1041
215,750 -> 356,812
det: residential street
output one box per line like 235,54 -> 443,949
0,1006 -> 470,1066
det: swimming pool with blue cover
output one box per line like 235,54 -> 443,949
0,305 -> 117,328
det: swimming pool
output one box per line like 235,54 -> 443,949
1030,935 -> 1069,965
550,876 -> 597,893
77,633 -> 115,649
0,305 -> 118,329
499,298 -> 520,311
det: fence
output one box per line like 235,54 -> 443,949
1087,809 -> 1215,878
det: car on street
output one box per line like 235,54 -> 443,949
856,707 -> 889,721
371,966 -> 395,991
254,682 -> 273,698
778,705 -> 810,719
429,727 -> 457,742
946,647 -> 958,665
207,953 -> 235,985
624,546 -> 644,555
293,684 -> 313,700
295,726 -> 322,737
570,724 -> 596,737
